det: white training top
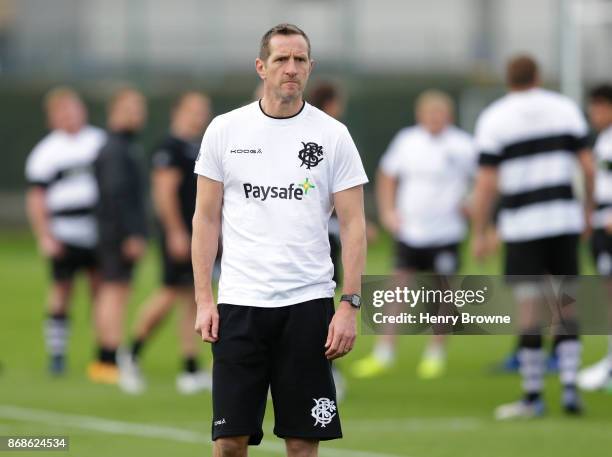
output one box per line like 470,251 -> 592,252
379,125 -> 476,247
25,126 -> 106,248
194,101 -> 369,307
593,126 -> 612,229
475,88 -> 589,242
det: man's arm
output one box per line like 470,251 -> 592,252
153,168 -> 190,260
192,175 -> 223,343
26,186 -> 63,257
470,167 -> 499,260
326,185 -> 366,360
577,148 -> 595,235
376,169 -> 400,235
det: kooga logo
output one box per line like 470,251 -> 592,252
243,178 -> 315,201
231,148 -> 262,154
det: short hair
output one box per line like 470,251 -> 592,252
506,55 -> 539,88
415,89 -> 454,115
309,82 -> 340,111
259,23 -> 311,61
43,86 -> 81,113
589,84 -> 612,104
172,91 -> 209,112
107,86 -> 142,112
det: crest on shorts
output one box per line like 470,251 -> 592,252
298,142 -> 324,169
311,397 -> 336,427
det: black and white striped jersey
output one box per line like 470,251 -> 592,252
379,125 -> 477,247
25,126 -> 106,248
475,88 -> 589,242
593,126 -> 612,229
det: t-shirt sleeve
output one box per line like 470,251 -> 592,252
151,140 -> 181,170
194,118 -> 224,182
462,134 -> 479,177
25,144 -> 54,187
379,131 -> 404,177
566,103 -> 590,151
475,112 -> 503,167
332,127 -> 369,193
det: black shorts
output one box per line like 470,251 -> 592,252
50,244 -> 97,281
394,241 -> 460,274
160,233 -> 193,287
211,297 -> 341,445
505,234 -> 579,276
591,229 -> 612,275
98,240 -> 135,282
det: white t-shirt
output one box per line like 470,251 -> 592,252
380,125 -> 476,247
593,126 -> 612,229
194,101 -> 368,307
475,88 -> 588,242
25,126 -> 106,248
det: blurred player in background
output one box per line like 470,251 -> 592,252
351,90 -> 476,379
25,87 -> 106,375
308,81 -> 349,400
88,88 -> 148,384
578,84 -> 612,393
309,82 -> 346,284
119,92 -> 213,395
472,55 -> 594,419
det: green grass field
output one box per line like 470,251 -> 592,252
1,230 -> 611,457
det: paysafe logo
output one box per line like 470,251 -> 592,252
243,178 -> 315,201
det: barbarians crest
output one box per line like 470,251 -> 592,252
311,397 -> 337,428
298,142 -> 324,169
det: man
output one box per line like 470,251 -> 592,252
578,84 -> 612,392
119,92 -> 213,395
88,88 -> 148,384
25,87 -> 106,375
471,55 -> 594,419
351,90 -> 476,380
193,24 -> 368,457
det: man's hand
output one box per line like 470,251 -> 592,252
381,209 -> 401,236
195,301 -> 219,343
471,233 -> 489,261
122,236 -> 147,261
605,214 -> 612,236
167,229 -> 191,261
325,302 -> 357,360
583,209 -> 594,239
39,233 -> 64,258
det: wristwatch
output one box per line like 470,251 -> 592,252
340,294 -> 362,309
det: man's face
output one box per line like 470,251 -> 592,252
588,100 -> 612,131
174,95 -> 211,139
112,92 -> 148,132
49,97 -> 86,134
256,34 -> 313,102
417,102 -> 451,136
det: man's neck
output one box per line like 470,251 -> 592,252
260,95 -> 304,119
171,125 -> 196,142
508,84 -> 538,93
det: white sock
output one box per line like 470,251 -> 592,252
557,339 -> 581,386
519,348 -> 545,395
423,343 -> 445,361
45,315 -> 69,357
373,341 -> 395,365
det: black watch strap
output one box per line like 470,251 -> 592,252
341,294 -> 361,309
